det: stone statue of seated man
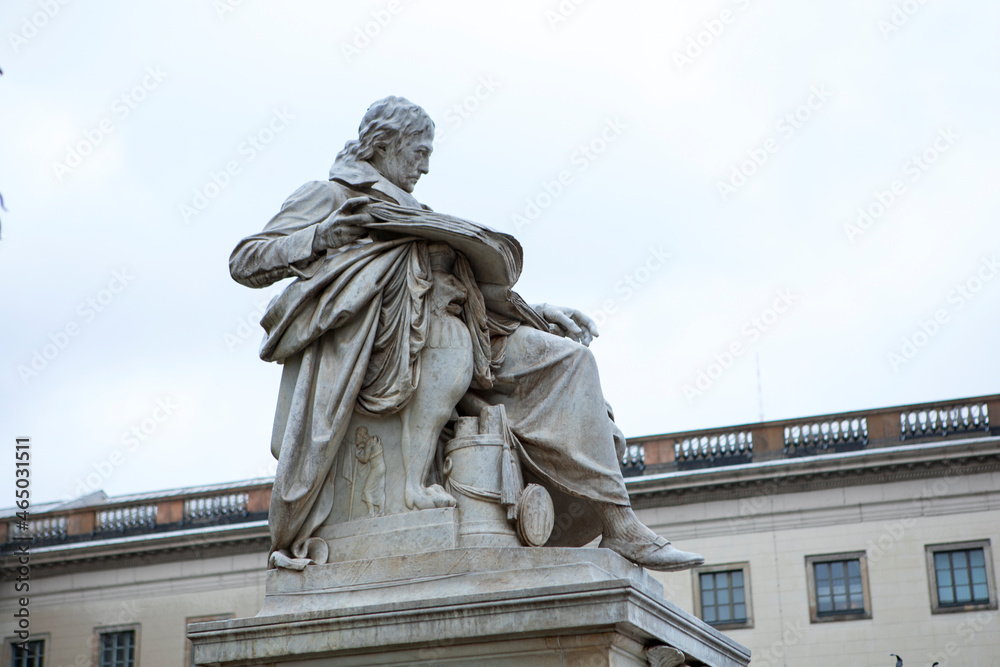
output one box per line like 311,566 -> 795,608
229,96 -> 704,572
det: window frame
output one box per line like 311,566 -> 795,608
92,624 -> 140,667
3,635 -> 49,667
804,551 -> 872,623
925,539 -> 998,614
691,562 -> 754,630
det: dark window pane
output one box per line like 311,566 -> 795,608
936,548 -> 992,607
700,568 -> 748,626
935,552 -> 950,571
11,640 -> 46,667
98,631 -> 135,667
815,559 -> 865,616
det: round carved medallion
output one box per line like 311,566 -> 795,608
515,483 -> 554,547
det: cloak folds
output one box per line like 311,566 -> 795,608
259,237 -> 499,563
234,168 -> 633,566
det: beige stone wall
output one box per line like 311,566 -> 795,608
640,471 -> 1000,666
0,551 -> 266,667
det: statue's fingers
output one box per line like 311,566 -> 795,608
547,310 -> 583,340
339,212 -> 376,227
341,196 -> 371,212
570,309 -> 600,339
334,224 -> 367,244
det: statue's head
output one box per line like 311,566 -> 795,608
336,96 -> 435,193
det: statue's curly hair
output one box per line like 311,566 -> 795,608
336,96 -> 434,163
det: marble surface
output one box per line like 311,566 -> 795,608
189,547 -> 749,667
230,96 -> 703,572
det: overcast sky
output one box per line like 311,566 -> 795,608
2,0 -> 998,505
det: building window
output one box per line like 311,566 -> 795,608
692,563 -> 753,629
926,540 -> 997,614
10,639 -> 45,667
805,552 -> 872,622
98,630 -> 136,667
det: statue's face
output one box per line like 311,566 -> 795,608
373,128 -> 433,193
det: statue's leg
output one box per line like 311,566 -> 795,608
399,345 -> 470,510
474,326 -> 703,571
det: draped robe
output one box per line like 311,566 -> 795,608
230,159 -> 631,565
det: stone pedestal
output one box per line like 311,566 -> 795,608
188,547 -> 750,667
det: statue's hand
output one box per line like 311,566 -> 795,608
532,304 -> 600,347
313,197 -> 374,252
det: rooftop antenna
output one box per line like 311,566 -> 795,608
755,352 -> 765,422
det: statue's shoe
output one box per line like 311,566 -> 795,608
600,535 -> 705,571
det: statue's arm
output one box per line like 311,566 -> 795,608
229,181 -> 366,288
530,303 -> 600,346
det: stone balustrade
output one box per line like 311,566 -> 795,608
625,393 -> 1000,474
783,417 -> 867,456
673,431 -> 754,470
96,505 -> 157,533
184,492 -> 250,523
8,515 -> 68,541
2,395 -> 997,551
899,401 -> 989,440
0,483 -> 271,550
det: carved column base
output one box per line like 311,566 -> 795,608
189,547 -> 749,667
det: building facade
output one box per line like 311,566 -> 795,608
2,394 -> 998,666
